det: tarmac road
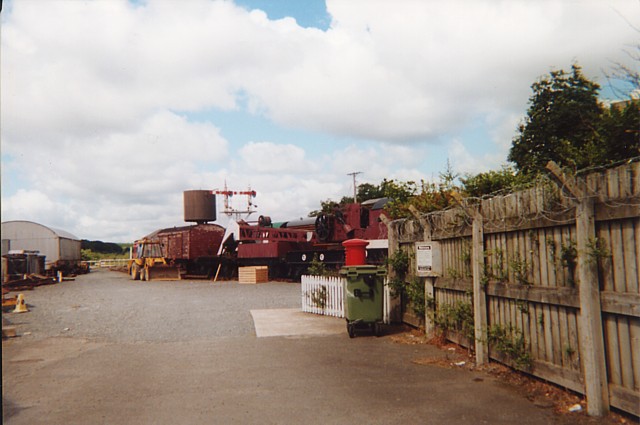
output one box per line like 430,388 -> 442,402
2,269 -> 581,424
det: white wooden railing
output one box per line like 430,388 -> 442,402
301,275 -> 345,318
85,259 -> 130,268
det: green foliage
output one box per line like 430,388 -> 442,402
460,165 -> 528,198
560,241 -> 578,286
405,277 -> 426,317
81,239 -> 124,255
81,241 -> 130,261
484,248 -> 508,283
308,197 -> 353,217
386,250 -> 410,297
307,254 -> 332,277
438,158 -> 459,190
509,64 -> 605,176
509,64 -> 639,178
403,180 -> 461,218
386,250 -> 425,316
387,249 -> 409,277
81,249 -> 129,261
377,179 -> 419,219
596,102 -> 640,163
357,183 -> 385,201
587,237 -> 610,264
435,301 -> 475,342
510,253 -> 531,285
487,324 -> 532,369
309,285 -> 327,309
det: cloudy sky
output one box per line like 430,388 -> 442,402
1,0 -> 637,242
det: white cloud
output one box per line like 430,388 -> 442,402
2,0 -> 637,241
246,0 -> 639,141
447,139 -> 505,176
1,189 -> 79,233
239,141 -> 317,173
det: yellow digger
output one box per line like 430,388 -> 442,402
128,239 -> 181,281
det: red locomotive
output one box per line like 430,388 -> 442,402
137,190 -> 390,280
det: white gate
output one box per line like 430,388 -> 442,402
301,275 -> 344,318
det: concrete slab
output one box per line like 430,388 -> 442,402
250,308 -> 345,337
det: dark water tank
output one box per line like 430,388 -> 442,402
184,190 -> 217,224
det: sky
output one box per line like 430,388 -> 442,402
1,0 -> 638,242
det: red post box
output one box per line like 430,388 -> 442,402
342,239 -> 370,266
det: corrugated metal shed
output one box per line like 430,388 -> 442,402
1,220 -> 82,268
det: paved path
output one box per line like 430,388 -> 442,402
2,269 -> 579,424
251,308 -> 345,337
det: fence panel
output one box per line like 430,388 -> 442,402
301,275 -> 344,318
390,160 -> 639,416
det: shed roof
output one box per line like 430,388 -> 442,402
1,220 -> 80,241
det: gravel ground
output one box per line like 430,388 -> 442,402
4,268 -> 621,425
5,268 -> 301,343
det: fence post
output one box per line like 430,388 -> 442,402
424,277 -> 436,337
576,198 -> 610,416
382,215 -> 402,323
547,161 -> 609,416
409,205 -> 437,337
472,211 -> 488,365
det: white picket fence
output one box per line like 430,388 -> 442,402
301,275 -> 345,318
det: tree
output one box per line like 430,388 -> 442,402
357,183 -> 385,201
460,165 -> 526,198
508,64 -> 605,176
438,158 -> 459,190
598,101 -> 640,162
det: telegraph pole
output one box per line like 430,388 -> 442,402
347,171 -> 362,202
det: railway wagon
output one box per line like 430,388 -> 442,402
144,223 -> 229,278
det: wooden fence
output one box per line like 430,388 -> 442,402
387,160 -> 639,417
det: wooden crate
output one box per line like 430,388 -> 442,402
238,266 -> 269,284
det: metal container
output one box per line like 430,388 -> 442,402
183,190 -> 217,224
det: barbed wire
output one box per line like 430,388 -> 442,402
395,160 -> 638,240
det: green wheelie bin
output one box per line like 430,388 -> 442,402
340,265 -> 386,338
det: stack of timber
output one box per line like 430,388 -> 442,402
2,274 -> 60,291
238,266 -> 269,284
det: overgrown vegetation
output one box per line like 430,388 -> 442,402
385,250 -> 425,317
481,248 -> 508,284
487,324 -> 533,369
587,237 -> 610,264
510,253 -> 531,285
385,249 -> 410,297
404,278 -> 426,317
434,301 -> 475,343
460,165 -> 528,198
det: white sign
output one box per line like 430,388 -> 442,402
416,243 -> 433,272
415,241 -> 441,276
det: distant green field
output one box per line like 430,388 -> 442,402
81,240 -> 132,261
